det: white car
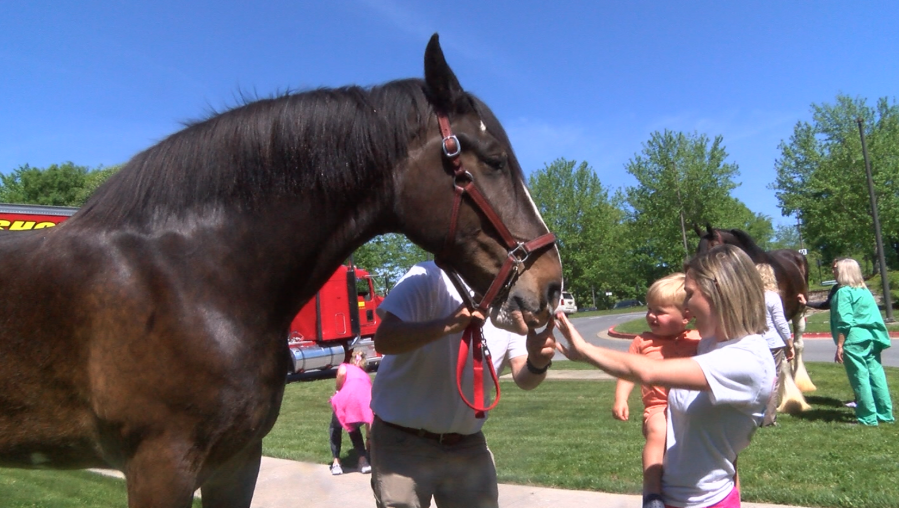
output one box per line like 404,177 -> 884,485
557,291 -> 577,315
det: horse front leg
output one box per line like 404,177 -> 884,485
200,439 -> 262,508
124,438 -> 199,508
791,312 -> 817,392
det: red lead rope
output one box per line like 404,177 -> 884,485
456,321 -> 501,419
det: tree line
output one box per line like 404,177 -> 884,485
3,94 -> 895,309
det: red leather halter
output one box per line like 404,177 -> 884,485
432,112 -> 556,418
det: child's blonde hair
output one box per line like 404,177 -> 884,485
645,273 -> 687,310
755,263 -> 779,292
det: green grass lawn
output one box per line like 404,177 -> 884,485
4,362 -> 898,507
0,469 -> 203,508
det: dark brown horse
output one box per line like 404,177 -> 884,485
695,225 -> 808,321
695,225 -> 816,408
0,35 -> 562,508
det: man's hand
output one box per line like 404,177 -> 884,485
443,304 -> 483,335
526,318 -> 556,369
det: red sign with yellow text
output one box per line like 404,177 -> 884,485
0,204 -> 77,230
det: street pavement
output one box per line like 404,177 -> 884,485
585,310 -> 899,367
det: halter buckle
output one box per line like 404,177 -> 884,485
442,135 -> 461,158
453,171 -> 473,187
508,242 -> 530,266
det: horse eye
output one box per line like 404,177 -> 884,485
485,154 -> 507,171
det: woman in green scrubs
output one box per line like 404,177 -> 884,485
831,257 -> 894,426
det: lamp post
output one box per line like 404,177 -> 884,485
857,117 -> 894,321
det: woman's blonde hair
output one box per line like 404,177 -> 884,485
646,272 -> 687,310
685,244 -> 766,339
834,257 -> 866,288
755,263 -> 779,292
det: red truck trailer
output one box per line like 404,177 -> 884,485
287,264 -> 383,373
0,203 -> 383,374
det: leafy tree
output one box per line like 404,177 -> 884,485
772,95 -> 899,265
623,130 -> 748,280
527,158 -> 625,308
771,222 -> 803,251
0,162 -> 121,206
352,233 -> 431,295
73,165 -> 122,205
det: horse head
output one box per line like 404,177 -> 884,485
397,34 -> 563,333
695,223 -> 726,253
696,225 -> 767,264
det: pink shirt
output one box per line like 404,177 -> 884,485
330,363 -> 374,431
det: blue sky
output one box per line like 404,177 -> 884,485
2,1 -> 896,228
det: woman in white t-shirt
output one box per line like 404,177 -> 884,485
556,244 -> 775,508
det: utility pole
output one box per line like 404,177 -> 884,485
669,161 -> 689,255
857,118 -> 893,321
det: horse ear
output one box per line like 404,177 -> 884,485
705,223 -> 713,235
424,33 -> 465,113
692,223 -> 703,238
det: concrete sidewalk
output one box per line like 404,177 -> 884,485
249,456 -> 808,508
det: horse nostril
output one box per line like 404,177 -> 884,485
546,281 -> 562,310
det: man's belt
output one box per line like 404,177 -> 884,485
375,416 -> 473,446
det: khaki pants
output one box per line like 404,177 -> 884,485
370,418 -> 498,508
763,347 -> 785,426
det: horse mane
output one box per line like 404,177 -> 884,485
726,228 -> 767,260
75,79 -> 443,228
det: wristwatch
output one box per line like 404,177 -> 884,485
526,357 -> 551,375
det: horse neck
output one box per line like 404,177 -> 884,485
226,194 -> 396,320
741,244 -> 769,263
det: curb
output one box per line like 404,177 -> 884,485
607,327 -> 637,339
606,327 -> 899,340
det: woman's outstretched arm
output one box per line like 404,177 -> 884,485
554,313 -> 709,391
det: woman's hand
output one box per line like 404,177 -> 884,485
834,345 -> 844,364
797,294 -> 807,305
554,312 -> 588,362
785,341 -> 795,362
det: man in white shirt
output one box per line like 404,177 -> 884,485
369,261 -> 557,508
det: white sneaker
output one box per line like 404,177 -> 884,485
330,463 -> 343,476
360,464 -> 372,474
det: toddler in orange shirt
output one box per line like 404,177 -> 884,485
612,273 -> 700,507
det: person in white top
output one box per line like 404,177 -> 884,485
369,261 -> 557,508
756,263 -> 795,426
555,245 -> 775,508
